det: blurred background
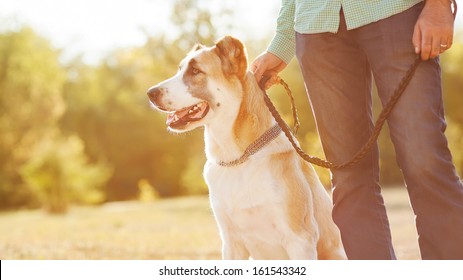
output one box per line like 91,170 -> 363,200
0,0 -> 462,259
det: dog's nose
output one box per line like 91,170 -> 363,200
147,86 -> 163,105
147,86 -> 169,110
147,86 -> 161,99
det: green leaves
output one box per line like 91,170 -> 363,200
0,28 -> 111,213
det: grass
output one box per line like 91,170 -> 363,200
0,186 -> 420,260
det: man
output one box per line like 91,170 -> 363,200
251,0 -> 463,259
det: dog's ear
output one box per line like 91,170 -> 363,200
191,43 -> 205,52
215,36 -> 248,79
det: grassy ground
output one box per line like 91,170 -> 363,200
0,186 -> 420,260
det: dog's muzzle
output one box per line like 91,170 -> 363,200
147,86 -> 168,111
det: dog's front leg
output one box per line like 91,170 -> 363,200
284,217 -> 320,260
286,237 -> 318,260
222,236 -> 249,260
212,207 -> 250,259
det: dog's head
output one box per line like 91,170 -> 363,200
147,36 -> 248,133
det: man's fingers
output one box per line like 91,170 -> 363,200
263,73 -> 280,90
412,23 -> 434,60
250,62 -> 258,73
252,62 -> 264,83
251,52 -> 287,86
440,37 -> 452,53
412,23 -> 422,54
420,31 -> 433,60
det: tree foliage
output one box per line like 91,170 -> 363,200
0,28 -> 111,212
20,131 -> 111,213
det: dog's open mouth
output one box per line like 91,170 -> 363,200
166,101 -> 210,128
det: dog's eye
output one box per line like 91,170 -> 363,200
192,67 -> 201,75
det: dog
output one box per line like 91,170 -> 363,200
147,36 -> 346,260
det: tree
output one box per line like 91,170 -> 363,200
0,28 -> 111,212
0,27 -> 65,209
441,41 -> 463,175
21,131 -> 111,213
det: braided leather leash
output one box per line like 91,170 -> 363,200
259,0 -> 457,170
260,58 -> 420,169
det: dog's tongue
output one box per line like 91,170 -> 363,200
166,103 -> 208,126
166,108 -> 189,126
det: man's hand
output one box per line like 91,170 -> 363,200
412,0 -> 455,60
250,52 -> 287,89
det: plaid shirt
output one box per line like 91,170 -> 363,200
268,0 -> 423,64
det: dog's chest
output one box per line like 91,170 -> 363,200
204,160 -> 284,212
203,159 -> 290,258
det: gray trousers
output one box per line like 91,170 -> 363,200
295,2 -> 463,259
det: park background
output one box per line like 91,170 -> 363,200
0,0 -> 462,259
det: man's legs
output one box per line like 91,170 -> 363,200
295,13 -> 396,259
356,3 -> 463,259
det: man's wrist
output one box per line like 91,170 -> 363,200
267,34 -> 295,65
424,0 -> 453,7
423,0 -> 456,18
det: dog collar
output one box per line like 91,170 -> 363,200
217,124 -> 282,167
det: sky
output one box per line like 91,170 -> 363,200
0,0 -> 279,64
0,0 -> 461,64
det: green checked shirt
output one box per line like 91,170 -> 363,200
268,0 -> 423,64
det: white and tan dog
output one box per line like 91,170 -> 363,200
147,36 -> 346,260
